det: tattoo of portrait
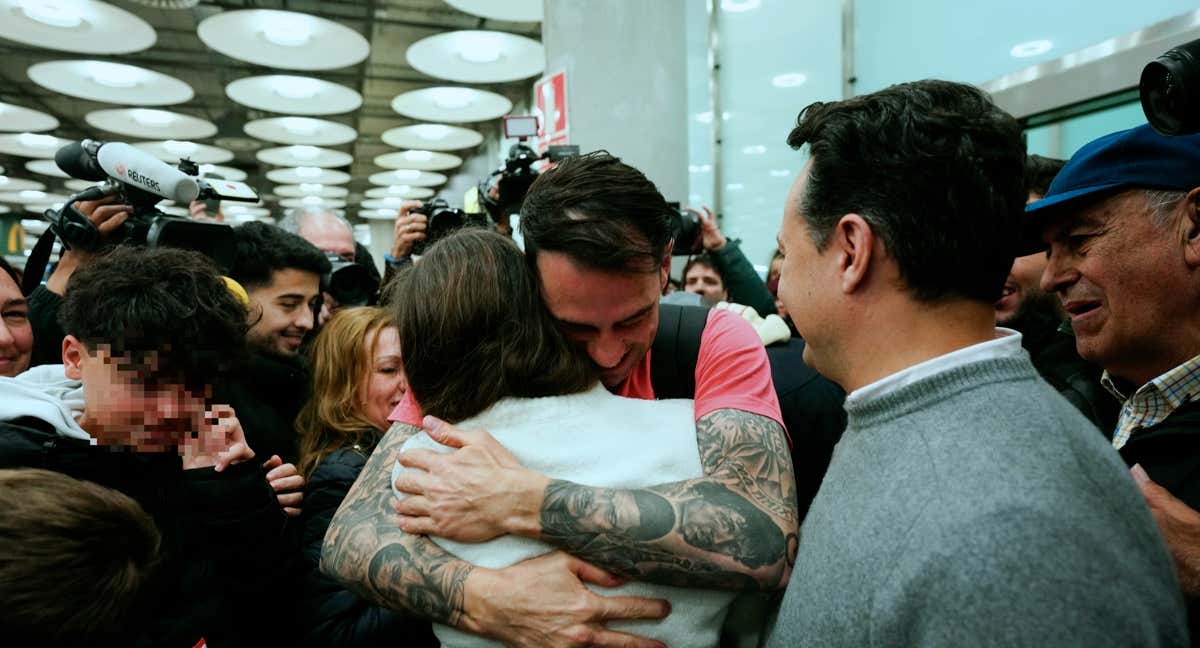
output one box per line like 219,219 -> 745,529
320,422 -> 473,625
537,409 -> 797,590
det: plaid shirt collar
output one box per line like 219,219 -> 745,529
1104,354 -> 1200,450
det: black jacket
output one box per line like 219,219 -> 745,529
0,416 -> 288,648
217,351 -> 310,464
298,444 -> 438,648
1020,312 -> 1120,433
28,285 -> 65,369
708,239 -> 777,318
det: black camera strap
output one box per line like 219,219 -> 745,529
21,229 -> 57,297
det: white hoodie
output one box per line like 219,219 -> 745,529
0,364 -> 92,441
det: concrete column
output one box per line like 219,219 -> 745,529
542,0 -> 689,202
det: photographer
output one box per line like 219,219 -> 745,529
689,206 -> 778,317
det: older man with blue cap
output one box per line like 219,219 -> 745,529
1027,122 -> 1200,608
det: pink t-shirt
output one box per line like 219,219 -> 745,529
389,307 -> 784,430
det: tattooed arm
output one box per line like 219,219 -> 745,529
320,421 -> 474,625
321,422 -> 671,646
397,409 -> 798,591
539,408 -> 798,590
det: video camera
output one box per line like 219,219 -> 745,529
477,115 -> 579,224
1141,38 -> 1200,135
42,139 -> 260,271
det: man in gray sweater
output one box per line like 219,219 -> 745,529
764,80 -> 1187,646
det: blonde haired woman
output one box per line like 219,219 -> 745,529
294,307 -> 435,647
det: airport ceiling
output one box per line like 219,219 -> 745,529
0,0 -> 542,221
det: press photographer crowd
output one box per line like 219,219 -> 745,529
6,5 -> 1200,648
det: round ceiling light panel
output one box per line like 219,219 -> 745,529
0,176 -> 46,192
368,169 -> 446,187
132,140 -> 234,164
265,167 -> 351,185
28,60 -> 193,106
445,0 -> 543,22
63,178 -> 97,191
198,164 -> 247,181
364,186 -> 435,200
0,190 -> 69,205
406,30 -> 544,83
374,150 -> 462,172
0,102 -> 59,132
279,197 -> 347,209
223,204 -> 272,218
0,133 -> 71,158
226,74 -> 363,115
381,123 -> 483,151
198,9 -> 369,71
256,144 -> 352,168
244,116 -> 357,146
391,87 -> 512,123
24,159 -> 70,177
273,184 -> 349,198
0,0 -> 157,54
85,108 -> 217,139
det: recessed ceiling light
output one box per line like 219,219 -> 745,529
262,16 -> 313,47
280,117 -> 321,135
18,133 -> 58,149
1010,39 -> 1053,58
772,72 -> 808,88
288,145 -> 321,160
722,0 -> 761,12
295,166 -> 322,178
404,150 -> 435,162
392,170 -> 421,180
163,140 -> 198,156
274,76 -> 323,100
457,32 -> 506,63
299,183 -> 324,194
769,169 -> 791,177
20,0 -> 83,28
131,109 -> 175,128
87,61 -> 144,89
743,145 -> 767,155
412,124 -> 451,140
726,183 -> 745,191
694,111 -> 732,124
429,88 -> 476,110
19,190 -> 46,200
688,164 -> 713,173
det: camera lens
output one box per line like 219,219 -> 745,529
1141,38 -> 1200,136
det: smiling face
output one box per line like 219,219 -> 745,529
535,250 -> 667,389
1041,189 -> 1198,384
245,268 -> 322,359
359,326 -> 406,431
0,269 -> 32,378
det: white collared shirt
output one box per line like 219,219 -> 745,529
846,328 -> 1024,405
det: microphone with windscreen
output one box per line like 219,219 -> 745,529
56,139 -> 200,203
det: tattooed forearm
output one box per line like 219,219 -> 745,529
321,422 -> 474,626
538,409 -> 797,590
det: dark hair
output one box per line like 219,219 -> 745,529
0,468 -> 160,646
391,229 -> 595,423
787,79 -> 1026,304
0,257 -> 19,288
520,151 -> 674,274
682,254 -> 723,284
58,246 -> 249,389
227,221 -> 331,291
1025,154 -> 1066,199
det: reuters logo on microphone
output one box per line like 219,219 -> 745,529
115,162 -> 127,178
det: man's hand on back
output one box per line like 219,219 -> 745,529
393,416 -> 546,541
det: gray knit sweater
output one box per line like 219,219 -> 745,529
764,356 -> 1187,647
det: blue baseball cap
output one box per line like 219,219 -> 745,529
1021,123 -> 1200,251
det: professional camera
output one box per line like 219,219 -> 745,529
40,140 -> 259,272
477,115 -> 579,224
323,252 -> 379,307
410,198 -> 487,255
1141,37 -> 1200,135
669,203 -> 704,256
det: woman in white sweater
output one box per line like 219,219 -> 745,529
388,229 -> 734,648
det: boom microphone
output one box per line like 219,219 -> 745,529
54,140 -> 201,204
96,142 -> 201,204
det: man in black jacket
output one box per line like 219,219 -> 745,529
0,246 -> 287,647
1028,123 -> 1200,632
224,222 -> 331,464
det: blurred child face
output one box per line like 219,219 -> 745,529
360,326 -> 406,430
